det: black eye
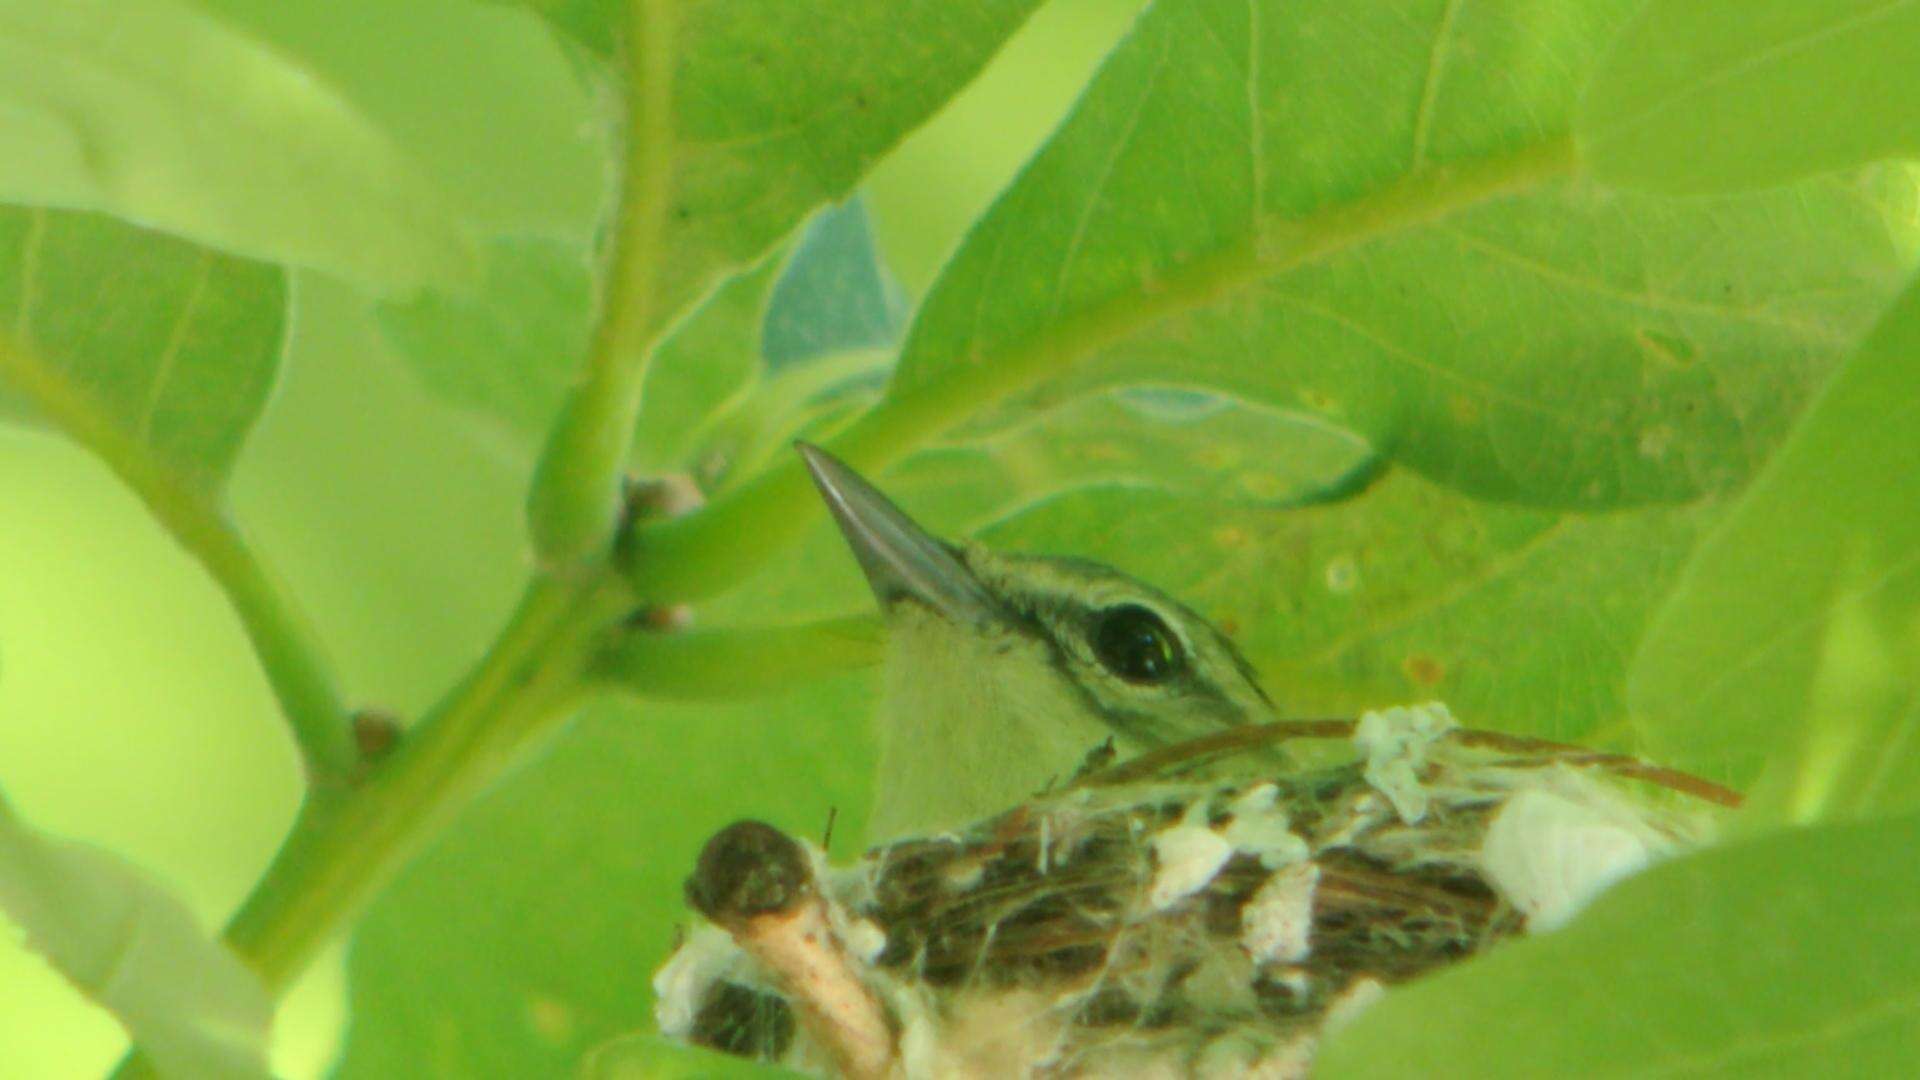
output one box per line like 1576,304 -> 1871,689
1091,604 -> 1183,683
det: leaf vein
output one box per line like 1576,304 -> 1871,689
138,249 -> 214,447
1409,0 -> 1463,170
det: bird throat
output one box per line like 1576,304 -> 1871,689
868,606 -> 1128,842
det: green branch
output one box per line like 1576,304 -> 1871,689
618,136 -> 1581,603
0,333 -> 356,786
527,0 -> 680,566
221,574 -> 635,991
126,0 -> 681,1022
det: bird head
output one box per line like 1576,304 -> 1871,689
798,444 -> 1275,837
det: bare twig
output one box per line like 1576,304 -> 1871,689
687,821 -> 895,1080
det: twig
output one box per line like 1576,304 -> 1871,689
687,821 -> 895,1080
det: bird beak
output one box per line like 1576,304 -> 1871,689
797,443 -> 1001,625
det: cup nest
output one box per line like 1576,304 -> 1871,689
652,703 -> 1735,1078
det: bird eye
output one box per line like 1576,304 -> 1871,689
1091,604 -> 1183,684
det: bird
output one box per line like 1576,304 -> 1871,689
797,443 -> 1278,841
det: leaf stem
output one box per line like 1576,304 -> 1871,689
526,0 -> 680,566
221,573 -> 635,992
0,333 -> 357,786
618,135 -> 1581,603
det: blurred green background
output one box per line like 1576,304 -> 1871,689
0,2 -> 1144,1074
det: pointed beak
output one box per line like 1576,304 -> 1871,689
797,443 -> 1000,625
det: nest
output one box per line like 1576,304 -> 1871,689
654,704 -> 1736,1078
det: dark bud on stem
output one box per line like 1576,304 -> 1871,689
351,708 -> 402,765
686,820 -> 812,923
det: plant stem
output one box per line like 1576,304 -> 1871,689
0,332 -> 357,786
222,573 -> 633,992
107,573 -> 633,1079
618,135 -> 1581,604
526,0 -> 679,566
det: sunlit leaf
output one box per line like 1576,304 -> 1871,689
1632,277 -> 1920,794
0,207 -> 285,491
890,0 -> 1916,509
1580,1 -> 1920,194
0,798 -> 271,1080
1317,812 -> 1920,1078
0,0 -> 472,291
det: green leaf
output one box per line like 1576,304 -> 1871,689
1316,812 -> 1920,1078
0,797 -> 272,1080
697,391 -> 1377,627
378,237 -> 596,451
482,0 -> 621,58
978,470 -> 1711,746
0,208 -> 360,777
192,0 -> 610,242
628,0 -> 1044,343
0,0 -> 473,291
335,685 -> 877,1077
375,239 -> 786,468
887,0 -> 1917,510
1579,1 -> 1920,194
1739,582 -> 1920,829
1631,276 -> 1920,797
0,207 -> 285,491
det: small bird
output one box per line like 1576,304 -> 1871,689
797,444 -> 1277,840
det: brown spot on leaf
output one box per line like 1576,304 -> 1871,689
1402,654 -> 1445,686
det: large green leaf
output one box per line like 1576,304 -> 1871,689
694,389 -> 1376,626
0,0 -> 474,292
1316,812 -> 1920,1077
0,795 -> 272,1080
0,207 -> 285,492
1579,1 -> 1920,194
194,0 -> 609,243
887,0 -> 1917,509
979,472 -> 1709,746
1631,276 -> 1920,798
335,683 -> 876,1077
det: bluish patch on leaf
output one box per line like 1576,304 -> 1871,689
761,198 -> 906,372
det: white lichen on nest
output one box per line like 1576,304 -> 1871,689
1146,804 -> 1236,910
1353,701 -> 1459,823
654,704 -> 1726,1077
